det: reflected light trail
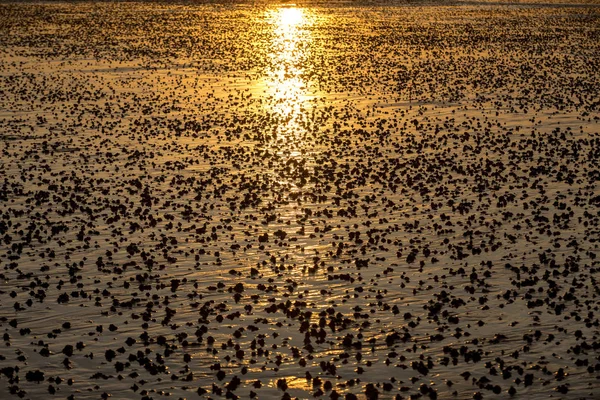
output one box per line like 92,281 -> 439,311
259,6 -> 319,250
267,6 -> 312,119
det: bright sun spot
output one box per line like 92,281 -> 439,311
279,7 -> 304,27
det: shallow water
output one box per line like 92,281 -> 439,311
0,1 -> 599,399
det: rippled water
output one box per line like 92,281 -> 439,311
1,1 -> 599,399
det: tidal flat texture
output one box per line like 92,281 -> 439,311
1,1 -> 599,399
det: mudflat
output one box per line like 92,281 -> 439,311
0,1 -> 599,399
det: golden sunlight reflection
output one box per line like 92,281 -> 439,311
259,5 -> 319,202
279,7 -> 304,28
269,376 -> 312,391
266,6 -> 313,119
258,7 -> 322,275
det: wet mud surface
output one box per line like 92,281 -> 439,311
1,1 -> 600,399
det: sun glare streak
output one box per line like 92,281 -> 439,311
266,7 -> 311,119
259,6 -> 318,208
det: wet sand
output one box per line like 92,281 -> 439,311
1,1 -> 599,399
